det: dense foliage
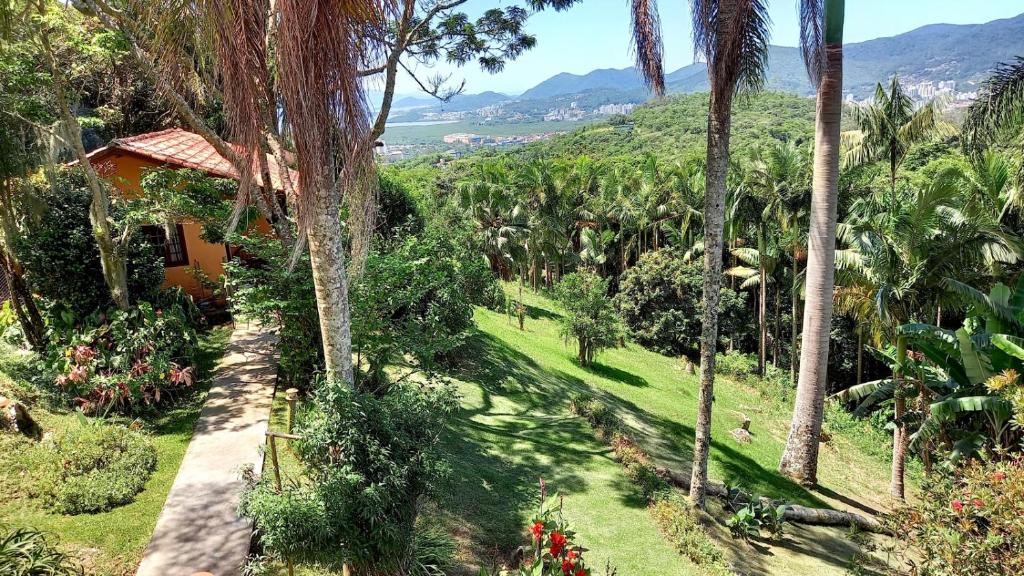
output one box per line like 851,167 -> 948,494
554,271 -> 622,366
41,300 -> 199,413
0,527 -> 83,576
885,456 -> 1024,576
13,423 -> 157,515
616,251 -> 751,356
15,170 -> 165,316
240,381 -> 458,574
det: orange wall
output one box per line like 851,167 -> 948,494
97,152 -> 238,300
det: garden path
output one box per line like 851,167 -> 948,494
135,321 -> 278,576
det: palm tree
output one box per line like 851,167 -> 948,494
832,176 -> 1021,498
843,75 -> 952,190
962,57 -> 1024,157
631,0 -> 770,508
459,162 -> 529,279
778,0 -> 845,486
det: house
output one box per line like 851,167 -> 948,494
81,128 -> 290,300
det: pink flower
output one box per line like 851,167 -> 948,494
992,471 -> 1006,482
972,498 -> 984,508
951,500 -> 964,513
68,365 -> 88,383
131,360 -> 152,376
73,345 -> 96,364
156,309 -> 163,318
55,374 -> 68,387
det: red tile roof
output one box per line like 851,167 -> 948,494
85,128 -> 296,191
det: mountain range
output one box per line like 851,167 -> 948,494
383,11 -> 1024,114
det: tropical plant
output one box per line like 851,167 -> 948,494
962,57 -> 1024,158
0,527 -> 83,576
554,271 -> 621,366
842,75 -> 953,190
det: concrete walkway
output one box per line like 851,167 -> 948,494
136,322 -> 278,576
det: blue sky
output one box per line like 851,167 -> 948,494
382,0 -> 1024,96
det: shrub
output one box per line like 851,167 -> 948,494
568,392 -> 615,432
615,251 -> 750,356
886,455 -> 1024,576
41,301 -> 199,413
0,527 -> 83,575
649,495 -> 731,575
240,380 -> 458,574
21,423 -> 157,514
554,271 -> 621,366
15,169 -> 164,317
714,351 -> 758,378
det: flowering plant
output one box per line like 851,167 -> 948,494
885,455 -> 1023,575
481,479 -> 608,576
44,300 -> 198,414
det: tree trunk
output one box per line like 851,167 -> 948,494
791,255 -> 800,384
306,185 -> 355,385
779,1 -> 844,485
42,26 -> 129,310
774,282 -> 781,367
758,229 -> 767,376
856,324 -> 864,386
890,336 -> 908,500
691,91 -> 734,509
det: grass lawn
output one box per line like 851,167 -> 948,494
265,286 -> 900,576
0,326 -> 231,576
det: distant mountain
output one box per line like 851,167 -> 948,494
470,12 -> 1024,104
519,67 -> 647,100
392,91 -> 511,112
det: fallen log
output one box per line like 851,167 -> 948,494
656,466 -> 889,534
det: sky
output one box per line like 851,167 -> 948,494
382,0 -> 1024,97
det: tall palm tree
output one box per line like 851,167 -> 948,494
779,0 -> 844,486
962,57 -> 1024,158
832,176 -> 1021,497
458,162 -> 529,279
843,75 -> 952,190
631,0 -> 770,508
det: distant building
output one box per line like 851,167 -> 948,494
595,103 -> 637,115
443,133 -> 484,145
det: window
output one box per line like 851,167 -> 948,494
141,224 -> 189,267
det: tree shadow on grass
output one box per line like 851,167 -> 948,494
585,362 -> 649,388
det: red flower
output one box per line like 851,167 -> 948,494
574,567 -> 586,576
567,549 -> 578,561
951,500 -> 964,512
530,522 -> 544,541
561,559 -> 574,574
549,531 -> 567,556
972,498 -> 984,508
993,471 -> 1006,482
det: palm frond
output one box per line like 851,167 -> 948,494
963,57 -> 1024,152
631,0 -> 665,96
798,0 -> 824,86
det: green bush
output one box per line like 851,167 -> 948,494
23,423 -> 157,515
42,300 -> 199,414
0,527 -> 83,575
568,392 -> 616,432
884,456 -> 1024,576
15,169 -> 164,317
240,380 -> 458,574
616,251 -> 751,356
649,495 -> 730,576
554,271 -> 621,366
715,350 -> 758,377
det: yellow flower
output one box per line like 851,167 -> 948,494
65,348 -> 73,358
160,372 -> 167,380
985,369 -> 1019,393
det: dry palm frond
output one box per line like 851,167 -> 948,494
691,0 -> 771,111
630,0 -> 664,96
798,0 -> 825,86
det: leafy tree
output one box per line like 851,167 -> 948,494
617,251 -> 750,357
554,271 -> 621,367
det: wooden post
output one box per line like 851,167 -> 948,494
266,431 -> 302,576
285,388 -> 299,433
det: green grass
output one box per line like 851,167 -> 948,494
262,286 -> 900,576
0,326 -> 231,576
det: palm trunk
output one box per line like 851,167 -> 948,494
774,284 -> 781,366
758,228 -> 767,376
306,184 -> 355,385
42,27 -> 129,310
779,0 -> 844,485
691,90 -> 734,509
890,336 -> 908,499
790,256 -> 800,384
856,324 -> 864,386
